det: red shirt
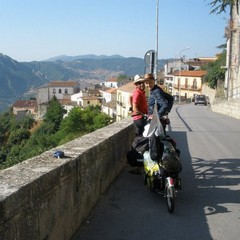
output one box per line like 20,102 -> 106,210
132,88 -> 148,120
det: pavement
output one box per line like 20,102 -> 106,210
71,104 -> 240,240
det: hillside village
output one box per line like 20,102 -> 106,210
12,57 -> 215,122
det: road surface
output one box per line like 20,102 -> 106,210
72,103 -> 240,240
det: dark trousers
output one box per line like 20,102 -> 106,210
134,118 -> 146,136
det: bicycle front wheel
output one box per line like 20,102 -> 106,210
165,185 -> 175,213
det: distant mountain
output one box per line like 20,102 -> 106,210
0,53 -> 167,112
45,54 -> 125,62
0,54 -> 47,112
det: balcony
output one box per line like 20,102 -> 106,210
173,84 -> 201,91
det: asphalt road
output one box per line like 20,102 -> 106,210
72,103 -> 240,240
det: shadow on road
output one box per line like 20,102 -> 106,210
192,156 -> 240,215
72,129 -> 237,240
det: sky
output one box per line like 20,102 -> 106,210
0,0 -> 229,62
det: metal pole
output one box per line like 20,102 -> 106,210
178,46 -> 191,103
155,0 -> 159,80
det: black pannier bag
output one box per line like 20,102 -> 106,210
161,141 -> 182,173
149,133 -> 164,161
127,136 -> 149,167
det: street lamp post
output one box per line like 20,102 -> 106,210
178,46 -> 191,103
155,0 -> 159,80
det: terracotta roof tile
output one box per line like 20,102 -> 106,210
102,100 -> 117,109
106,77 -> 118,83
105,88 -> 117,94
81,96 -> 99,100
13,100 -> 37,108
117,82 -> 136,93
174,70 -> 207,77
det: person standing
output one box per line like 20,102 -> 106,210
128,75 -> 148,174
144,73 -> 173,135
131,75 -> 148,136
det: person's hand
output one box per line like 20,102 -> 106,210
147,114 -> 153,120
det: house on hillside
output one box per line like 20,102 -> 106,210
172,70 -> 207,99
37,81 -> 80,104
99,88 -> 117,103
37,81 -> 80,119
102,100 -> 117,122
78,96 -> 102,108
104,77 -> 118,88
48,81 -> 80,100
116,82 -> 136,121
100,88 -> 117,121
12,100 -> 38,120
85,89 -> 101,97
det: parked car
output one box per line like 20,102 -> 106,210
194,95 -> 207,105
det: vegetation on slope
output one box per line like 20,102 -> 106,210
0,97 -> 112,169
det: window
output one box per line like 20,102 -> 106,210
59,89 -> 62,94
193,79 -> 197,89
65,88 -> 68,94
178,78 -> 180,87
185,78 -> 188,88
53,88 -> 56,94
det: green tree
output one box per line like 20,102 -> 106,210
0,100 -> 111,169
202,51 -> 226,88
43,96 -> 65,133
55,105 -> 111,145
7,128 -> 30,146
60,107 -> 84,133
5,144 -> 25,166
82,105 -> 111,132
93,113 -> 112,129
22,115 -> 35,129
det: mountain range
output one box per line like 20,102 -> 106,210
0,53 -> 167,112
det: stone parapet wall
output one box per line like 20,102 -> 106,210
0,118 -> 135,240
202,83 -> 216,104
211,99 -> 240,119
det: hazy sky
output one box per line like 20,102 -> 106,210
0,0 -> 229,62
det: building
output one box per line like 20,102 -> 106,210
172,70 -> 207,99
164,59 -> 189,94
37,81 -> 80,119
99,88 -> 117,103
225,2 -> 240,99
101,100 -> 117,122
104,77 -> 119,88
37,81 -> 80,103
47,81 -> 80,101
12,100 -> 38,119
78,96 -> 102,108
164,58 -> 215,96
116,82 -> 136,121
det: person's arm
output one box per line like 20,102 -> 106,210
164,92 -> 174,113
132,92 -> 145,116
152,89 -> 168,118
132,102 -> 142,115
